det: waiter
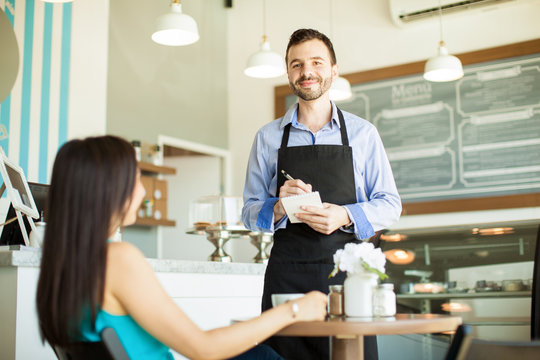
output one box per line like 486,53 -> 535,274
241,28 -> 401,360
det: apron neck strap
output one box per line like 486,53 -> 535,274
337,108 -> 349,146
281,123 -> 292,149
281,107 -> 350,148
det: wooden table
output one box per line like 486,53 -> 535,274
276,313 -> 462,360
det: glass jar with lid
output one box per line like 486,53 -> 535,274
328,285 -> 344,317
372,283 -> 396,317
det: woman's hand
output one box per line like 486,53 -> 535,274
290,291 -> 328,322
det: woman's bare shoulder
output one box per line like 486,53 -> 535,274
107,241 -> 147,269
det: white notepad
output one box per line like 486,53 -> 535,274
281,191 -> 323,223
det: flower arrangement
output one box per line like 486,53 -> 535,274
329,242 -> 388,280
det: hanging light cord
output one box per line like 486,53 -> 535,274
262,0 -> 267,40
329,0 -> 334,39
438,0 -> 444,45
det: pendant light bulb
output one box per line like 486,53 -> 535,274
423,1 -> 463,82
327,0 -> 352,100
330,76 -> 352,101
152,1 -> 199,46
244,36 -> 286,79
424,41 -> 464,82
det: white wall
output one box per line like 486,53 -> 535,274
226,0 -> 540,230
106,0 -> 229,149
68,0 -> 108,139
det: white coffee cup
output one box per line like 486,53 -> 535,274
271,293 -> 304,307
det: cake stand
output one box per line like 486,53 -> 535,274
186,225 -> 251,262
247,231 -> 273,264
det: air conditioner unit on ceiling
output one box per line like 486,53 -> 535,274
389,0 -> 519,26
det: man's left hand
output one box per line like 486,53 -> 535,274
295,203 -> 350,235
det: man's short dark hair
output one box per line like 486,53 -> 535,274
285,28 -> 337,66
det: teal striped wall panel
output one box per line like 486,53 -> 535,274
0,0 -> 72,184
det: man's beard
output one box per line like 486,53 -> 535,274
290,75 -> 332,101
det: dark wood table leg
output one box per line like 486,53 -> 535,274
331,335 -> 364,360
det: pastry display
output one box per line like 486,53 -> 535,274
189,195 -> 244,230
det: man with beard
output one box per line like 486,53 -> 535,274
241,28 -> 401,360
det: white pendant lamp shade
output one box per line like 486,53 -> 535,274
244,38 -> 286,79
42,0 -> 73,2
424,41 -> 464,82
330,76 -> 352,101
152,2 -> 199,46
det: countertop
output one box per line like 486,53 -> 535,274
0,248 -> 266,275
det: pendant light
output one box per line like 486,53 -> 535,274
423,0 -> 464,82
328,0 -> 352,101
41,0 -> 73,2
329,76 -> 353,101
244,0 -> 285,78
152,0 -> 199,47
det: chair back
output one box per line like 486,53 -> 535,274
444,324 -> 473,360
462,338 -> 540,360
53,327 -> 129,360
531,224 -> 540,340
54,342 -> 113,360
445,324 -> 540,360
101,327 -> 129,360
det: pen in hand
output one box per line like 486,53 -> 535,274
281,170 -> 295,181
281,170 -> 313,195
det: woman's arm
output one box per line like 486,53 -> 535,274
104,242 -> 327,360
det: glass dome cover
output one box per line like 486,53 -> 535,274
189,195 -> 244,230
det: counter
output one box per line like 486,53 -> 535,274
0,249 -> 266,360
384,221 -> 537,342
0,247 -> 266,275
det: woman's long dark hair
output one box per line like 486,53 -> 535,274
36,135 -> 137,347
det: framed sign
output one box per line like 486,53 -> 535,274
275,39 -> 540,215
0,148 -> 39,219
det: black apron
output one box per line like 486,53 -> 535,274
262,108 -> 378,360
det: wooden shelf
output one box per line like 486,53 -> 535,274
133,217 -> 176,227
398,290 -> 531,300
138,161 -> 176,175
136,162 -> 176,228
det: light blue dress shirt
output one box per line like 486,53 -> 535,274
242,102 -> 402,240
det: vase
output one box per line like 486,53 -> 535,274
344,272 -> 378,317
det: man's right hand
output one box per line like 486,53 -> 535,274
273,179 -> 313,222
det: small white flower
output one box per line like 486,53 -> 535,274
330,242 -> 388,280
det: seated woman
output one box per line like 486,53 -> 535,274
36,135 -> 327,360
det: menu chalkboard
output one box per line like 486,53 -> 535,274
275,40 -> 540,214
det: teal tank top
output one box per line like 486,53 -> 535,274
79,309 -> 174,360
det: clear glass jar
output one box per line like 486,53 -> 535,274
373,283 -> 396,317
328,285 -> 344,317
152,145 -> 162,165
131,140 -> 142,162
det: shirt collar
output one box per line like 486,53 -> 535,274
280,101 -> 341,129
